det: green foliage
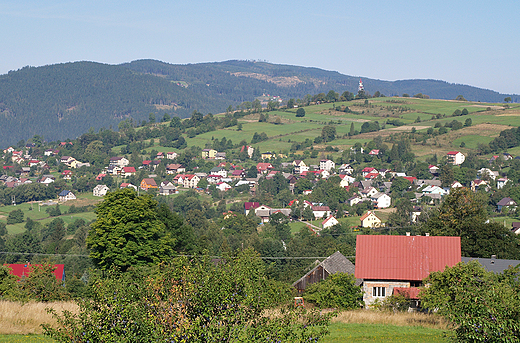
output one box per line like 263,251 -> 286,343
421,187 -> 520,258
321,125 -> 337,142
305,273 -> 363,310
19,263 -> 69,302
296,107 -> 306,117
421,261 -> 520,342
87,188 -> 176,271
44,249 -> 333,342
45,204 -> 62,217
6,209 -> 24,225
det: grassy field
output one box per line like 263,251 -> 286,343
0,335 -> 54,342
0,302 -> 455,343
323,323 -> 451,343
0,193 -> 101,235
119,97 -> 520,164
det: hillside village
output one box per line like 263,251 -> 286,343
2,139 -> 519,232
0,96 -> 520,303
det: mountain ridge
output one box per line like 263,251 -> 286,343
0,59 -> 517,148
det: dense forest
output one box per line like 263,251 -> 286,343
0,59 -> 517,148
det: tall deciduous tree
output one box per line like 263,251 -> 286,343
87,188 -> 176,271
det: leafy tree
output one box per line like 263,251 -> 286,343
349,122 -> 355,136
87,188 -> 176,271
464,118 -> 472,127
19,263 -> 70,302
505,97 -> 512,103
321,125 -> 336,142
421,261 -> 520,343
305,273 -> 362,309
6,209 -> 24,224
421,187 -> 520,258
296,107 -> 306,117
44,250 -> 333,342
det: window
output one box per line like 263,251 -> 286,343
372,286 -> 386,297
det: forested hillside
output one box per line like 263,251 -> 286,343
0,59 -> 517,148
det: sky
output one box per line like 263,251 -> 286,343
1,0 -> 519,94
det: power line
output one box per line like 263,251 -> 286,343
0,251 -> 354,260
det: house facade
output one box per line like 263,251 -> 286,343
447,151 -> 465,165
360,211 -> 382,228
93,185 -> 110,197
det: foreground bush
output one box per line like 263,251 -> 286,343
44,249 -> 334,342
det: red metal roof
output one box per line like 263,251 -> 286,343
355,235 -> 460,281
6,264 -> 65,281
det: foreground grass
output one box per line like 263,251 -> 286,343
0,335 -> 54,342
323,323 -> 452,343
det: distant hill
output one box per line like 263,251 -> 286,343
0,59 -> 517,148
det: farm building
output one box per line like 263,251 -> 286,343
292,251 -> 356,294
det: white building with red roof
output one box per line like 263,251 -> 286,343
447,151 -> 465,165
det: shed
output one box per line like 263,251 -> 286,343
292,251 -> 356,294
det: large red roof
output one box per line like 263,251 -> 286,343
355,235 -> 460,281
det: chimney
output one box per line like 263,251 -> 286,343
425,233 -> 430,236
406,232 -> 410,236
491,255 -> 496,264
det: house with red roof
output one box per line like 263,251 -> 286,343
362,167 -> 378,177
244,202 -> 260,215
447,151 -> 465,165
364,172 -> 379,180
355,235 -> 461,307
122,166 -> 136,177
183,174 -> 200,188
256,162 -> 273,174
322,215 -> 339,229
6,264 -> 65,281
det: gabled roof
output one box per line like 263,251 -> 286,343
461,257 -> 520,274
58,190 -> 73,196
123,167 -> 136,173
447,151 -> 460,155
292,251 -> 355,288
244,202 -> 260,210
497,197 -> 516,206
359,211 -> 379,221
355,235 -> 461,281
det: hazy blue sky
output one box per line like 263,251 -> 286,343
1,1 -> 518,94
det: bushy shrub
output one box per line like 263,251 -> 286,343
304,273 -> 363,310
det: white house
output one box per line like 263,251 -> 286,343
497,178 -> 509,190
312,206 -> 331,219
319,159 -> 335,172
93,185 -> 110,197
292,160 -> 309,174
109,156 -> 129,167
58,190 -> 76,202
338,164 -> 354,175
339,174 -> 356,188
216,182 -> 232,192
322,215 -> 339,229
371,193 -> 391,209
166,152 -> 178,160
447,151 -> 465,165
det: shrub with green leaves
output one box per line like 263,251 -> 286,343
44,249 -> 334,342
304,273 -> 363,310
421,261 -> 520,342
